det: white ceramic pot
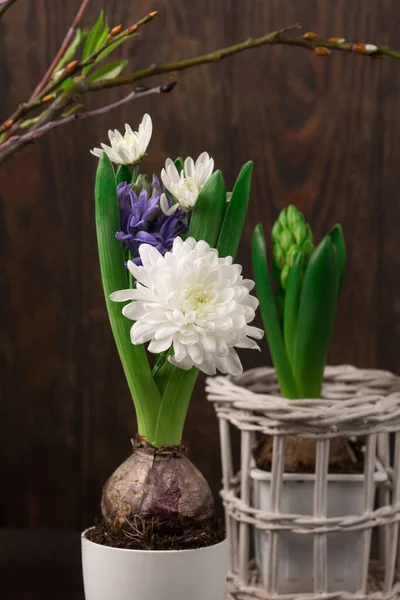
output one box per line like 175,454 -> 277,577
251,467 -> 387,594
81,528 -> 229,600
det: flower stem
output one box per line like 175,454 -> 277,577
153,367 -> 199,446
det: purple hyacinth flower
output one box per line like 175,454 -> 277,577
115,177 -> 188,266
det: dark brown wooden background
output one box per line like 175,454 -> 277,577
1,0 -> 400,531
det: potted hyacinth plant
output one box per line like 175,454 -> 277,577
81,114 -> 263,600
249,208 -> 386,592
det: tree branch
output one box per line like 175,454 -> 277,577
88,30 -> 399,92
30,0 -> 91,99
0,0 -> 18,19
0,83 -> 175,165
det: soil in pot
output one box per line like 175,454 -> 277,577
88,436 -> 225,551
254,436 -> 364,474
86,515 -> 225,550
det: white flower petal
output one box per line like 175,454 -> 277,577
246,325 -> 264,339
139,244 -> 162,267
110,237 -> 262,373
130,321 -> 157,345
169,354 -> 193,371
187,343 -> 203,364
90,114 -> 152,164
160,193 -> 179,216
148,337 -> 173,353
225,349 -> 243,376
184,156 -> 195,178
110,289 -> 137,302
122,302 -> 147,321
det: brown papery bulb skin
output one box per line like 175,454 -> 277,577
101,437 -> 215,529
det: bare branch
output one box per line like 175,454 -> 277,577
0,83 -> 175,165
30,0 -> 91,99
88,28 -> 399,92
0,0 -> 18,19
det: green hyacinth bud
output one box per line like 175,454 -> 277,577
287,205 -> 303,229
293,222 -> 307,245
278,208 -> 288,229
280,229 -> 294,252
272,205 -> 314,288
286,244 -> 301,267
281,264 -> 290,289
272,220 -> 283,244
273,243 -> 286,270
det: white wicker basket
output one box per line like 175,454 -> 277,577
206,365 -> 400,600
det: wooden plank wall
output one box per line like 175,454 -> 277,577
1,0 -> 400,530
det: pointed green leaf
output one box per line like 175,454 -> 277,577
283,251 -> 303,367
174,157 -> 184,174
83,11 -> 105,74
87,60 -> 128,82
96,22 -> 110,52
57,77 -> 74,91
217,161 -> 253,260
116,165 -> 133,185
328,224 -> 346,292
292,236 -> 340,398
252,225 -> 299,399
95,153 -> 161,440
54,28 -> 86,73
188,170 -> 227,247
97,37 -> 127,62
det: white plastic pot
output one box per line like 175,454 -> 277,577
81,528 -> 229,600
251,467 -> 387,594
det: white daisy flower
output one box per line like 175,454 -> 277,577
110,237 -> 263,376
160,152 -> 214,215
90,114 -> 152,165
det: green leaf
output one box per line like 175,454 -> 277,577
217,161 -> 253,260
292,236 -> 340,398
61,104 -> 84,118
87,60 -> 128,82
174,157 -> 184,174
252,224 -> 299,399
152,350 -> 170,378
83,11 -> 105,74
96,22 -> 110,53
283,251 -> 303,367
116,165 -> 133,185
97,37 -> 127,62
56,77 -> 74,91
54,28 -> 87,73
328,224 -> 346,292
188,170 -> 227,247
95,153 -> 161,440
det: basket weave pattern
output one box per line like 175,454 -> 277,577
206,366 -> 400,600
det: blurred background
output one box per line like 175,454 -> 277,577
1,0 -> 400,533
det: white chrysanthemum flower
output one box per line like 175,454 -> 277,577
90,114 -> 152,165
160,152 -> 214,215
110,237 -> 263,376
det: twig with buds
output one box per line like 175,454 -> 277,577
30,0 -> 91,98
1,8 -> 399,167
0,83 -> 175,164
0,0 -> 18,19
91,29 -> 399,92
